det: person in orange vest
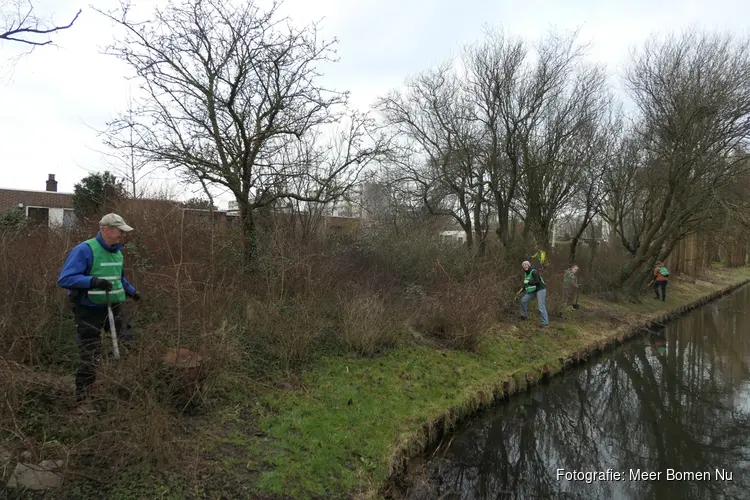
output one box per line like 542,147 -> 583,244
653,261 -> 669,301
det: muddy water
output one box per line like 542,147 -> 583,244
405,285 -> 750,500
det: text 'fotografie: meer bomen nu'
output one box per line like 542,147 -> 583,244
556,468 -> 734,482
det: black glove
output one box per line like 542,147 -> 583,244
131,292 -> 141,302
90,278 -> 112,290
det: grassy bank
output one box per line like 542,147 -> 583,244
2,214 -> 749,499
237,266 -> 750,498
98,266 -> 749,499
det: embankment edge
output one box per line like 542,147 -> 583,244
379,277 -> 750,497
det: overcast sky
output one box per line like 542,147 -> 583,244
1,0 -> 747,209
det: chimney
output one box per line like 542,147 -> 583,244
46,174 -> 57,192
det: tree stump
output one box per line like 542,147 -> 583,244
159,348 -> 206,412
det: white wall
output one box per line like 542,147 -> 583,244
440,230 -> 466,244
48,208 -> 64,227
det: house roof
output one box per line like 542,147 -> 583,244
0,188 -> 74,215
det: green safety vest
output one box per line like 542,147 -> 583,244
524,269 -> 545,294
85,238 -> 126,305
564,271 -> 574,287
532,250 -> 549,267
657,266 -> 669,277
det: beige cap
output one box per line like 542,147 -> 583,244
99,213 -> 134,232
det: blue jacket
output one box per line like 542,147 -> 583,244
57,232 -> 137,308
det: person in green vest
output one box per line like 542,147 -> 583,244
57,213 -> 140,412
519,260 -> 549,327
530,246 -> 550,268
563,264 -> 580,310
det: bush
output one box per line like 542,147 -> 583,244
338,292 -> 403,356
411,283 -> 493,351
0,209 -> 26,229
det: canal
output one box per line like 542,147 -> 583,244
403,285 -> 750,500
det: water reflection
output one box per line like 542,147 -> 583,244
416,286 -> 750,500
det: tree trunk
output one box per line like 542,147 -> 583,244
495,203 -> 511,249
474,204 -> 485,256
475,228 -> 486,255
588,240 -> 599,272
569,210 -> 595,264
239,201 -> 258,267
569,236 -> 580,264
536,219 -> 551,252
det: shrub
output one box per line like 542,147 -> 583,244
338,292 -> 402,356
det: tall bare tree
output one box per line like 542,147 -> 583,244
519,60 -> 609,249
463,28 -> 525,250
377,63 -> 490,252
93,94 -> 159,198
568,107 -> 621,264
464,27 -> 606,250
0,0 -> 80,46
615,28 -> 750,285
99,0 -> 387,264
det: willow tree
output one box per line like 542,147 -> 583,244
615,28 -> 750,285
464,27 -> 610,249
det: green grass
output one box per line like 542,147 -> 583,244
253,337 -> 562,496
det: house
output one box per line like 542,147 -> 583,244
0,174 -> 76,227
552,216 -> 609,247
0,174 -> 245,230
116,197 -> 237,229
439,230 -> 467,244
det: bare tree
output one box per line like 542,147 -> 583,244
464,27 -> 605,250
377,63 -> 490,252
376,162 -> 440,235
520,61 -> 610,249
259,127 -> 375,242
615,28 -> 750,285
0,0 -> 80,46
98,0 -> 387,264
463,28 -> 525,250
568,107 -> 621,264
91,94 -> 160,198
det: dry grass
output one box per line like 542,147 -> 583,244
339,292 -> 402,356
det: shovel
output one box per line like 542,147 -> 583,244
106,289 -> 120,360
572,289 -> 580,309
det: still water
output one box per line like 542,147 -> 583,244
410,285 -> 750,500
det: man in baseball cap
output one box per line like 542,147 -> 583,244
57,213 -> 140,413
99,212 -> 134,232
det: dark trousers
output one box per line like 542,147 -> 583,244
654,281 -> 667,300
73,303 -> 133,401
